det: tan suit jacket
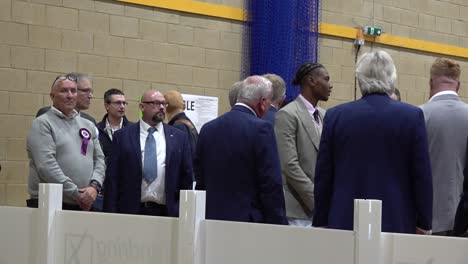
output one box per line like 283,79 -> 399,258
275,97 -> 325,220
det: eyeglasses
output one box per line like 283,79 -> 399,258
78,88 -> 94,95
109,101 -> 128,106
51,73 -> 77,88
141,101 -> 169,108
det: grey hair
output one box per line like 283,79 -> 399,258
355,50 -> 396,96
238,75 -> 272,102
228,81 -> 243,107
262,73 -> 286,104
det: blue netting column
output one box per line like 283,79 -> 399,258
242,0 -> 320,101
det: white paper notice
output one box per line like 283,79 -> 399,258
181,94 -> 219,132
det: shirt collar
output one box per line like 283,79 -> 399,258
298,94 -> 317,113
429,90 -> 458,102
140,119 -> 164,133
105,117 -> 123,130
51,106 -> 78,119
235,102 -> 257,117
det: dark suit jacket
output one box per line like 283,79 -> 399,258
194,105 -> 287,225
103,121 -> 193,217
36,106 -> 96,124
168,112 -> 198,160
313,94 -> 433,234
453,139 -> 468,236
262,105 -> 278,126
96,114 -> 133,165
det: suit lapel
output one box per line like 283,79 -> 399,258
132,122 -> 142,173
164,124 -> 173,167
295,98 -> 320,150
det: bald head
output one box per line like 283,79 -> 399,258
139,90 -> 167,126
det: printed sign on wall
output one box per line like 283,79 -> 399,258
181,94 -> 218,132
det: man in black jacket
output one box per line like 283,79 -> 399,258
96,89 -> 133,165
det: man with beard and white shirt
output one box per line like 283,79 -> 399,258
103,90 -> 193,217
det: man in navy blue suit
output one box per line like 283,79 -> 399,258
262,73 -> 286,126
195,76 -> 287,225
313,50 -> 433,234
103,90 -> 193,217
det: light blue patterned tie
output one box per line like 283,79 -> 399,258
143,127 -> 158,183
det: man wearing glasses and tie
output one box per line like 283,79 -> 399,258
103,90 -> 193,217
96,88 -> 133,165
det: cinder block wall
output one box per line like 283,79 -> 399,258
0,0 -> 243,206
320,0 -> 468,109
2,0 -> 468,206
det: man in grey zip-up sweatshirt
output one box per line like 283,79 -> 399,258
27,73 -> 105,211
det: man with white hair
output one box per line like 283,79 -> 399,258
313,50 -> 433,234
420,58 -> 468,236
195,76 -> 287,225
262,73 -> 286,125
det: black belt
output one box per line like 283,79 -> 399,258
140,201 -> 166,209
26,198 -> 81,211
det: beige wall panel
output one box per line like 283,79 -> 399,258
138,61 -> 166,82
108,57 -> 138,79
153,9 -> 180,24
27,70 -> 57,95
124,4 -> 154,19
0,68 -> 28,92
95,0 -> 125,15
153,42 -> 180,63
45,49 -> 77,73
28,25 -> 62,49
79,10 -> 110,34
12,1 -> 46,25
6,139 -> 27,161
122,79 -> 152,102
124,38 -> 154,60
140,19 -> 167,42
94,34 -> 124,57
110,15 -> 139,38
11,46 -> 45,71
8,92 -> 43,116
180,14 -> 232,32
92,77 -> 123,100
78,54 -> 108,77
193,67 -> 218,88
166,64 -> 193,85
0,0 -> 11,21
194,28 -> 221,49
0,21 -> 28,46
218,70 -> 241,90
0,92 -> 9,114
168,24 -> 194,46
46,6 -> 78,30
0,115 -> 33,138
63,0 -> 95,11
6,184 -> 28,206
179,46 -> 205,67
0,44 -> 11,68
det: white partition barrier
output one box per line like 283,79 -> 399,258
1,183 -> 468,264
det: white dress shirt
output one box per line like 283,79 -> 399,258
139,120 -> 166,204
428,90 -> 458,102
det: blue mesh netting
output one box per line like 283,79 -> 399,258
242,0 -> 320,101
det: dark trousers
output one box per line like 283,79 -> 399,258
139,201 -> 168,216
26,198 -> 82,211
